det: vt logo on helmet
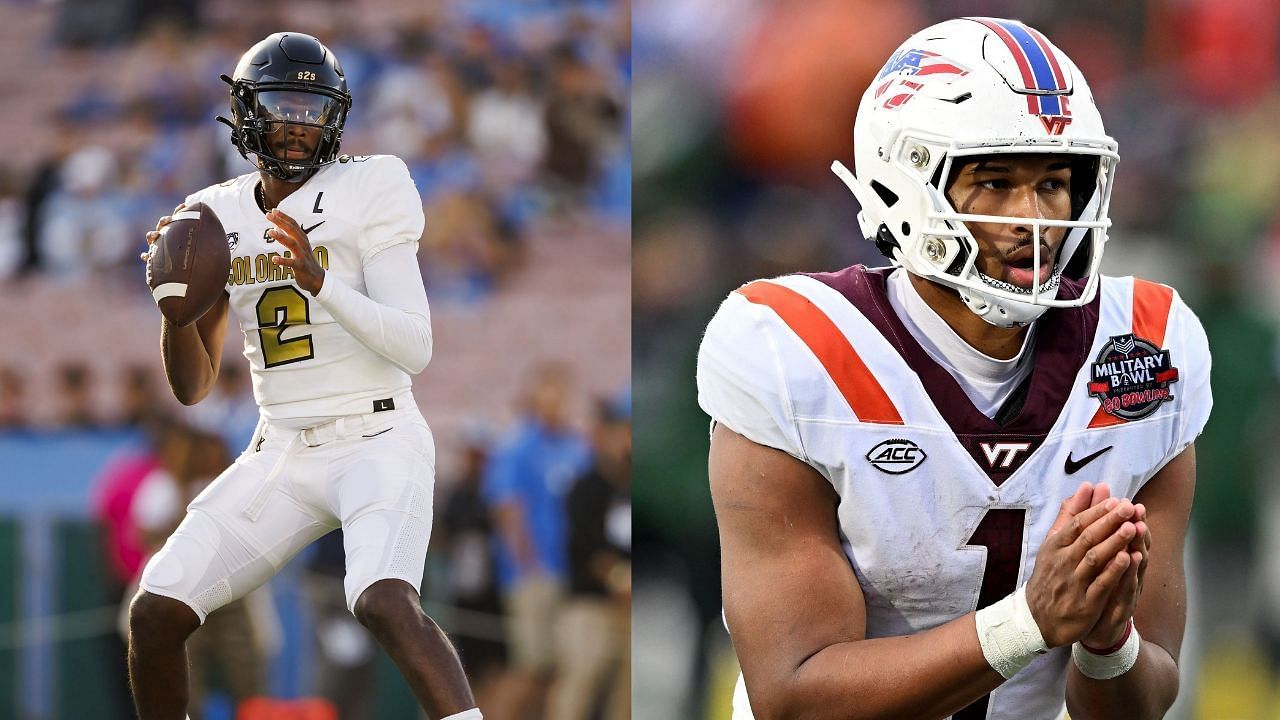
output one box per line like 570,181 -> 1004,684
832,17 -> 1119,328
217,32 -> 353,183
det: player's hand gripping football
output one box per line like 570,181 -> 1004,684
140,203 -> 187,266
266,208 -> 326,296
1075,483 -> 1150,650
1023,482 -> 1140,648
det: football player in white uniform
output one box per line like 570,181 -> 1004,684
698,18 -> 1211,720
130,33 -> 482,720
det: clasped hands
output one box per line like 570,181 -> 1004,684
1026,482 -> 1150,650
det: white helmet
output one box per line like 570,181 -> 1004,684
832,17 -> 1119,327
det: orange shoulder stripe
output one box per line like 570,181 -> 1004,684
1087,279 -> 1176,428
736,280 -> 903,425
1131,279 -> 1175,347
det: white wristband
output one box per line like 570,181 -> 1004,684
439,710 -> 483,720
1072,625 -> 1141,680
974,585 -> 1049,679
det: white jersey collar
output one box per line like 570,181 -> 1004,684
887,268 -> 1035,418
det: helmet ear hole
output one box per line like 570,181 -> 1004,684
871,180 -> 899,208
900,222 -> 911,237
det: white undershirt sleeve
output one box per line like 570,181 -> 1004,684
313,242 -> 434,374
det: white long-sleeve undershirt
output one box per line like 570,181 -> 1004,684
314,241 -> 433,374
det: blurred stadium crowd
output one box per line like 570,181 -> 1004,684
0,0 -> 629,719
634,1 -> 1280,719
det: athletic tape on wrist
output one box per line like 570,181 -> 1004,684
974,585 -> 1049,679
439,709 -> 483,720
1081,618 -> 1133,655
1072,624 -> 1141,680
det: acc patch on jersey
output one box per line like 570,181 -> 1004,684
866,438 -> 927,474
1087,334 -> 1179,420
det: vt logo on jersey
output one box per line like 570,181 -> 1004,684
1088,334 -> 1178,420
980,442 -> 1031,469
866,438 -> 927,474
960,435 -> 1043,484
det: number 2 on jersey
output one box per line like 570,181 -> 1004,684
956,508 -> 1027,720
257,286 -> 315,367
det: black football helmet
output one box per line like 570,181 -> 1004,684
217,32 -> 352,182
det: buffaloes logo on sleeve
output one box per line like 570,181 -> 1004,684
1087,333 -> 1179,420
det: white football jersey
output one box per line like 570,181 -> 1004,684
185,155 -> 425,420
698,266 -> 1212,720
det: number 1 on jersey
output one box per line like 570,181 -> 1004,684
257,286 -> 315,367
956,508 -> 1027,720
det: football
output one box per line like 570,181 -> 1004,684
146,202 -> 231,327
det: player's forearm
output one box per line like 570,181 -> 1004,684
746,613 -> 1003,720
160,318 -> 217,405
314,273 -> 433,374
159,292 -> 227,405
1065,640 -> 1179,720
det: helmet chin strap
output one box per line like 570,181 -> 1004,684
280,167 -> 313,184
257,155 -> 316,184
957,277 -> 1055,328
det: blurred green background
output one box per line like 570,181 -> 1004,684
632,1 -> 1280,718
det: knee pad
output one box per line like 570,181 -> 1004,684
139,509 -> 267,623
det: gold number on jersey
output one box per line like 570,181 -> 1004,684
256,286 -> 315,367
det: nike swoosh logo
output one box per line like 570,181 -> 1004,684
302,221 -> 326,234
1064,446 -> 1113,475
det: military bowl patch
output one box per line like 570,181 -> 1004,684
1087,334 -> 1178,420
